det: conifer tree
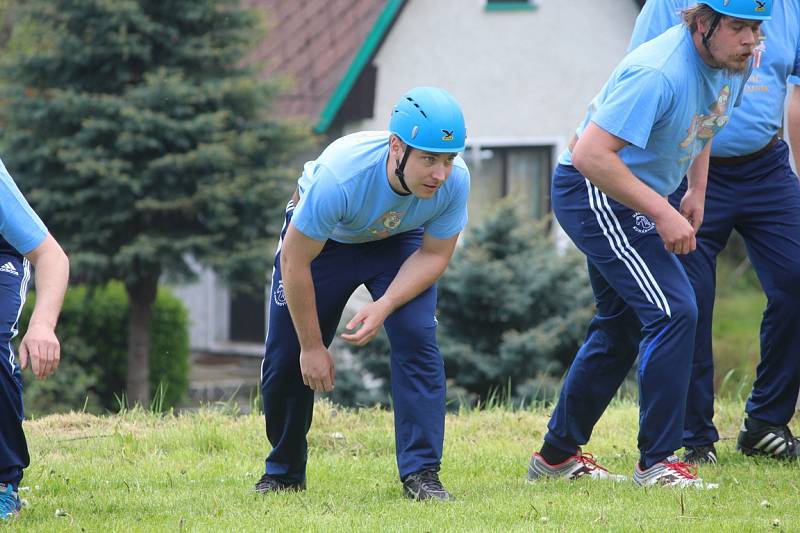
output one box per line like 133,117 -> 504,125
1,0 -> 306,406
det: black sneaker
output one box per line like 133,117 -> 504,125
402,469 -> 452,501
736,418 -> 800,460
254,473 -> 306,494
682,444 -> 718,465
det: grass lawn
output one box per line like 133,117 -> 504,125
8,399 -> 799,532
712,253 -> 767,399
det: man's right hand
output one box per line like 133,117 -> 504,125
299,346 -> 335,392
653,206 -> 696,255
19,323 -> 61,379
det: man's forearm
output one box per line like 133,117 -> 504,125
25,234 -> 69,329
282,262 -> 325,351
686,140 -> 710,192
378,248 -> 450,312
573,148 -> 673,221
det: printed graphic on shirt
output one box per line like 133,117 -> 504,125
753,33 -> 767,69
679,85 -> 731,162
745,32 -> 771,94
367,210 -> 406,238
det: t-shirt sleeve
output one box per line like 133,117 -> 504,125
424,166 -> 469,240
628,0 -> 684,52
0,159 -> 47,254
289,164 -> 347,242
590,67 -> 673,150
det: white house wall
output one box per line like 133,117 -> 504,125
168,258 -> 231,354
346,0 -> 639,146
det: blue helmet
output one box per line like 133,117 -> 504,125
388,87 -> 466,153
698,0 -> 772,20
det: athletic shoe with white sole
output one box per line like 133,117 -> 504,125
527,449 -> 626,481
633,455 -> 717,489
736,418 -> 800,460
682,444 -> 718,465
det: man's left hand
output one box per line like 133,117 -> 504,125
340,300 -> 393,346
680,186 -> 705,234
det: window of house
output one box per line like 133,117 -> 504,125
229,289 -> 266,344
485,0 -> 537,12
463,145 -> 552,224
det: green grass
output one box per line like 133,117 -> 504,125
712,254 -> 767,399
8,400 -> 800,532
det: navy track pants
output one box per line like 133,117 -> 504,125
0,254 -> 31,489
260,204 -> 445,484
545,164 -> 698,469
669,140 -> 800,446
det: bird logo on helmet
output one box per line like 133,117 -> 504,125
698,0 -> 772,20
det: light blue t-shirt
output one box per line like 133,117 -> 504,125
0,158 -> 47,255
629,0 -> 800,156
292,131 -> 470,244
559,25 -> 748,196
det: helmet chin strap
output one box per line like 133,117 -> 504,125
393,146 -> 413,195
702,13 -> 723,51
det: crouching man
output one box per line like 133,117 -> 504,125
255,87 -> 470,500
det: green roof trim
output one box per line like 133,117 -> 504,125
314,0 -> 405,133
485,2 -> 537,12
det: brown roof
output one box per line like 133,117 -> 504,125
245,0 -> 392,122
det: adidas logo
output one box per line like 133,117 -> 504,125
753,432 -> 789,455
738,420 -> 800,458
0,262 -> 18,276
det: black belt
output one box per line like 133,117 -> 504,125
709,135 -> 779,166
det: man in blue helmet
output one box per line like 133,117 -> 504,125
255,87 -> 469,500
527,1 -> 769,487
0,158 -> 69,519
630,0 -> 800,465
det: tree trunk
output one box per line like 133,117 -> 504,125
125,275 -> 159,408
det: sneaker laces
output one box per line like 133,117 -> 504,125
574,451 -> 609,473
664,460 -> 698,480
